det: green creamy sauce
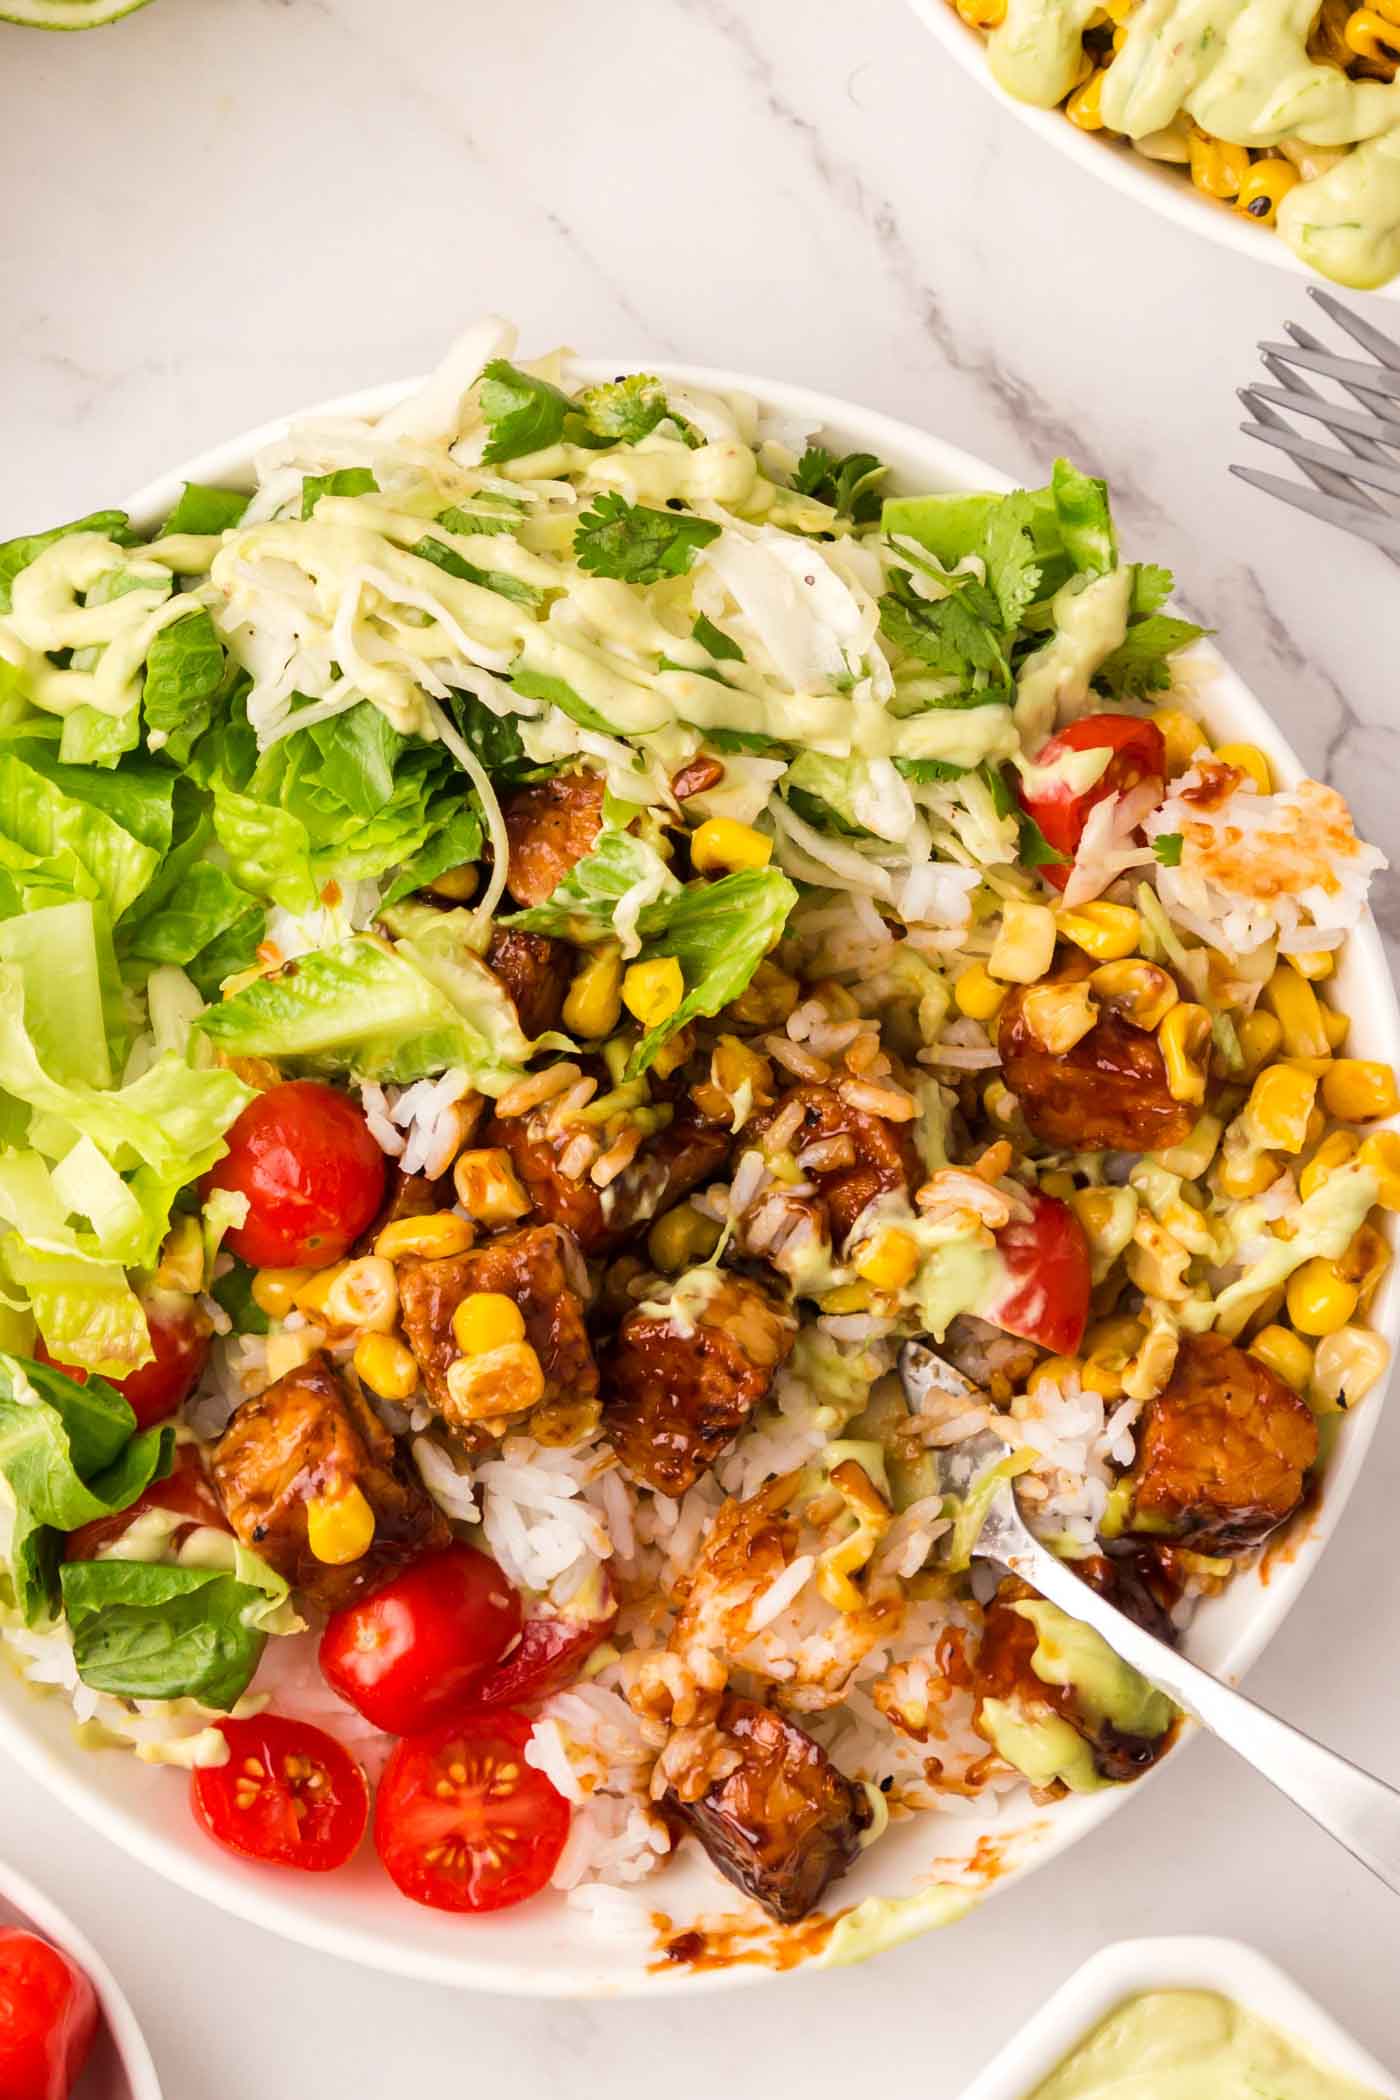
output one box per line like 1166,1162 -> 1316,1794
978,1598 -> 1173,1793
986,0 -> 1400,286
1029,1992 -> 1388,2100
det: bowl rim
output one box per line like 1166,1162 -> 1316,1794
0,354 -> 1395,1998
0,1857 -> 164,2100
904,0 -> 1400,300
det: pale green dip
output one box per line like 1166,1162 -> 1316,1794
1029,1991 -> 1388,2100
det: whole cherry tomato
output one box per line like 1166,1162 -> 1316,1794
0,1928 -> 98,2100
191,1714 -> 368,1872
986,1190 -> 1091,1356
374,1710 -> 569,1913
37,1290 -> 211,1430
1016,714 -> 1166,891
471,1573 -> 617,1709
201,1080 -> 386,1269
319,1544 -> 523,1737
65,1444 -> 228,1563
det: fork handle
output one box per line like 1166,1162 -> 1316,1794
1011,1533 -> 1400,1898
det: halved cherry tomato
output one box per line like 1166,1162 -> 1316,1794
37,1291 -> 212,1431
987,1191 -> 1091,1355
191,1714 -> 368,1872
1016,714 -> 1167,892
0,1929 -> 98,2100
471,1575 -> 618,1709
201,1080 -> 386,1270
319,1544 -> 523,1737
65,1444 -> 228,1563
374,1710 -> 569,1913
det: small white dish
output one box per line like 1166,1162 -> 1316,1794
0,1858 -> 163,2100
960,1936 -> 1399,2100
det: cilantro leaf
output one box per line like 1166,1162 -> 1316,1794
414,533 -> 544,609
575,374 -> 670,444
574,493 -> 721,584
981,491 -> 1042,631
435,499 -> 524,540
1094,614 -> 1207,700
301,467 -> 378,517
1018,812 -> 1069,869
879,578 -> 1011,691
1130,563 -> 1174,617
894,757 -> 967,783
692,613 -> 744,664
1153,832 -> 1184,867
792,446 -> 888,525
479,360 -> 576,466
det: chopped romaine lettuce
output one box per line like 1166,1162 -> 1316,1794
61,1548 -> 294,1709
627,868 -> 797,1074
506,826 -> 679,947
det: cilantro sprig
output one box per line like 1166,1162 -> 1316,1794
574,493 -> 721,584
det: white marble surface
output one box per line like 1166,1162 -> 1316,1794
3,0 -> 1400,2089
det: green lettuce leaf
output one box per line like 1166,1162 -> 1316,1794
58,705 -> 141,770
0,747 -> 168,923
627,868 -> 797,1074
301,467 -> 378,517
158,484 -> 249,536
381,802 -> 485,908
142,609 -> 231,766
1051,459 -> 1116,578
61,1549 -> 291,1710
506,827 -> 679,943
0,512 -> 141,615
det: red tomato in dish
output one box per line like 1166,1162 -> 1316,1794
1016,714 -> 1166,891
987,1191 -> 1091,1356
0,1928 -> 98,2100
201,1080 -> 386,1270
37,1292 -> 212,1431
319,1544 -> 523,1737
471,1578 -> 618,1709
191,1715 -> 368,1873
374,1711 -> 569,1913
65,1444 -> 228,1563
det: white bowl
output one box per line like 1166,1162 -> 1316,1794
0,1859 -> 163,2100
0,362 -> 1395,1998
959,1936 -> 1400,2099
907,0 -> 1400,298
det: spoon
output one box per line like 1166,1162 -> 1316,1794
899,1340 -> 1400,1896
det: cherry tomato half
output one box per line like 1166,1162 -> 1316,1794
319,1544 -> 523,1737
201,1080 -> 387,1270
191,1714 -> 369,1873
65,1444 -> 228,1563
471,1576 -> 618,1710
0,1929 -> 98,2100
37,1291 -> 212,1431
1017,714 -> 1166,892
987,1191 -> 1091,1356
374,1711 -> 569,1913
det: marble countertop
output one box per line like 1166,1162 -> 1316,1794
3,0 -> 1399,2089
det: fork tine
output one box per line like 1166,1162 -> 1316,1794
1238,389 -> 1391,521
1308,285 -> 1400,371
1240,416 -> 1400,499
1229,464 -> 1400,556
1244,382 -> 1400,452
1258,340 -> 1400,400
1284,322 -> 1400,426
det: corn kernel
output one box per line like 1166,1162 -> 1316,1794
1082,1314 -> 1145,1398
1322,1006 -> 1350,1051
1040,1170 -> 1077,1201
988,900 -> 1057,985
727,960 -> 798,1028
306,1484 -> 376,1566
1065,67 -> 1105,128
1286,1258 -> 1358,1336
156,1215 -> 204,1294
353,1332 -> 420,1401
325,1255 -> 399,1333
818,1282 -> 874,1314
1321,1059 -> 1400,1123
1310,1325 -> 1390,1413
1158,1002 -> 1212,1105
452,1291 -> 527,1356
649,1024 -> 695,1079
1054,900 -> 1142,962
690,818 -> 773,875
1299,1130 -> 1359,1202
1244,1063 -> 1318,1154
853,1229 -> 921,1292
955,0 -> 1005,27
647,1203 -> 723,1273
452,1148 -> 530,1226
1236,1010 -> 1283,1074
444,1341 -> 545,1424
292,1264 -> 347,1318
1188,128 -> 1251,199
1150,706 -> 1210,775
562,947 -> 622,1040
1212,741 -> 1272,794
693,1035 -> 775,1124
1248,1324 -> 1314,1392
1152,1114 -> 1223,1180
623,957 -> 685,1028
1217,1145 -> 1281,1199
1028,1354 -> 1084,1396
1260,964 -> 1329,1059
1090,958 -> 1179,1031
251,1267 -> 314,1321
426,863 -> 480,903
953,963 -> 1007,1022
1358,1131 -> 1400,1211
1235,156 -> 1300,226
1291,950 -> 1335,982
1339,1223 -> 1390,1310
1022,979 -> 1099,1053
374,1211 -> 476,1262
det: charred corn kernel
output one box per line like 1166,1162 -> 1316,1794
954,963 -> 1007,1022
1028,1354 -> 1084,1396
1321,1058 -> 1400,1123
452,1291 -> 527,1356
325,1256 -> 399,1333
1065,67 -> 1105,127
1072,1185 -> 1139,1283
1125,1212 -> 1193,1300
1358,1131 -> 1400,1210
647,1203 -> 722,1274
1260,964 -> 1329,1059
352,1332 -> 420,1401
650,1024 -> 695,1080
1236,1010 -> 1283,1074
1188,128 -> 1251,199
1216,1139 -> 1281,1198
1151,706 -> 1210,775
689,818 -> 773,874
1235,157 -> 1300,223
1211,741 -> 1272,793
1153,1114 -> 1223,1180
1090,958 -> 1179,1031
819,1282 -> 874,1314
1340,1223 -> 1390,1309
1345,5 -> 1400,60
622,957 -> 685,1028
1310,1325 -> 1390,1413
1291,949 -> 1335,982
727,959 -> 798,1028
306,1484 -> 375,1566
853,1229 -> 921,1292
1022,979 -> 1099,1054
713,1035 -> 773,1105
1248,1324 -> 1314,1392
562,947 -> 622,1040
292,1264 -> 347,1318
1323,1005 -> 1350,1050
444,1341 -> 545,1424
1040,1170 -> 1077,1201
1054,900 -> 1142,962
426,862 -> 479,903
988,900 -> 1057,985
1300,1130 -> 1359,1201
155,1215 -> 205,1294
251,1267 -> 314,1320
1244,1064 -> 1317,1153
1158,1002 -> 1212,1105
374,1211 -> 475,1262
1122,1315 -> 1181,1401
1082,1314 -> 1145,1398
452,1148 -> 529,1226
956,0 -> 1005,25
1286,1258 -> 1358,1336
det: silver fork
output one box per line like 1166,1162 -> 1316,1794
899,1339 -> 1400,1895
1234,285 -> 1400,566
